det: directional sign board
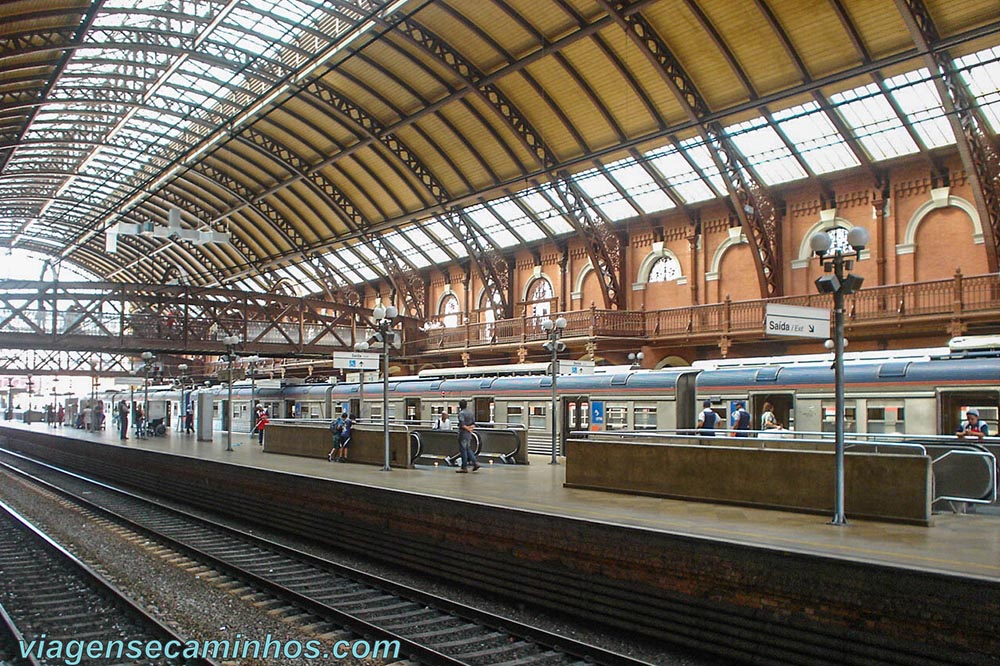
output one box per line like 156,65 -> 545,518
764,303 -> 830,339
332,351 -> 380,370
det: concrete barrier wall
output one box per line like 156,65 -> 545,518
412,427 -> 529,465
265,423 -> 412,468
565,438 -> 932,525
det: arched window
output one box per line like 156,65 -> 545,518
526,277 -> 554,319
648,256 -> 681,283
479,289 -> 501,341
439,293 -> 460,328
822,227 -> 851,256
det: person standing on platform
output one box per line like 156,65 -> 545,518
118,400 -> 129,440
327,411 -> 345,461
456,399 -> 480,473
255,409 -> 269,446
956,408 -> 989,440
57,404 -> 64,427
732,401 -> 751,437
696,400 -> 717,436
760,402 -> 781,431
334,411 -> 352,463
185,406 -> 194,434
45,404 -> 53,427
433,409 -> 452,430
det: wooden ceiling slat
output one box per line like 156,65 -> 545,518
764,0 -> 862,79
560,35 -> 661,141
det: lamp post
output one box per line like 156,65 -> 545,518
628,351 -> 644,369
177,363 -> 189,432
245,355 -> 260,434
141,351 -> 155,437
810,226 -> 869,526
371,304 -> 398,471
354,341 -> 369,421
541,316 -> 568,465
89,354 -> 99,415
222,335 -> 241,452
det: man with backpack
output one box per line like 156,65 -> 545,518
327,412 -> 344,461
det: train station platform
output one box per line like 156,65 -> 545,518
2,419 -> 998,583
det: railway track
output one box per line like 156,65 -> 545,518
0,452 -> 657,666
0,497 -> 214,666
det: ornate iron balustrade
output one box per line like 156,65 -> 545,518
409,272 -> 1000,355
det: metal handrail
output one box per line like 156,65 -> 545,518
572,429 -> 931,454
931,448 -> 998,505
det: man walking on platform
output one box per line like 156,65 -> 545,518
118,400 -> 129,440
456,399 -> 480,473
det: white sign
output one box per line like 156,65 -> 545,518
558,360 -> 595,375
764,304 -> 830,339
332,351 -> 380,370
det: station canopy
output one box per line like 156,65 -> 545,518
1,0 -> 997,298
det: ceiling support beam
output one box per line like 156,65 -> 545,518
438,209 -> 511,323
392,17 -> 625,309
894,0 -> 1000,273
600,0 -> 783,297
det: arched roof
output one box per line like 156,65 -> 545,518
1,0 -> 997,296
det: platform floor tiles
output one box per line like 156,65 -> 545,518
3,420 -> 999,582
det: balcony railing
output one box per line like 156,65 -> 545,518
410,272 -> 1000,354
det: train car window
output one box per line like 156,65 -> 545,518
507,405 -> 523,425
370,404 -> 383,422
822,401 -> 856,433
606,404 -> 628,430
634,405 -> 657,430
528,404 -> 546,429
867,405 -> 906,434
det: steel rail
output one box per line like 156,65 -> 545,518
0,453 -> 657,666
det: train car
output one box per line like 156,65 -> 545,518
695,356 -> 999,437
329,367 -> 699,455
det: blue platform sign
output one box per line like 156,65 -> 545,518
591,401 -> 605,426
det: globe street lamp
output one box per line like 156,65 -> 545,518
141,351 -> 155,437
371,304 -> 398,471
810,226 -> 869,525
222,335 -> 241,452
354,341 -> 369,421
541,316 -> 568,465
628,351 -> 644,369
245,355 -> 261,434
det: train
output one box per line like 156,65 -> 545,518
95,338 -> 998,456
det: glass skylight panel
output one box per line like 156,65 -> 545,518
884,69 -> 954,149
771,102 -> 860,174
282,263 -> 321,294
425,219 -> 467,256
403,226 -> 451,264
677,138 -> 729,195
604,158 -> 674,214
956,47 -> 1000,133
486,198 -> 546,242
724,117 -> 807,184
829,84 -> 920,160
572,170 -> 636,221
519,188 -> 575,235
384,231 -> 431,268
646,146 -> 716,203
